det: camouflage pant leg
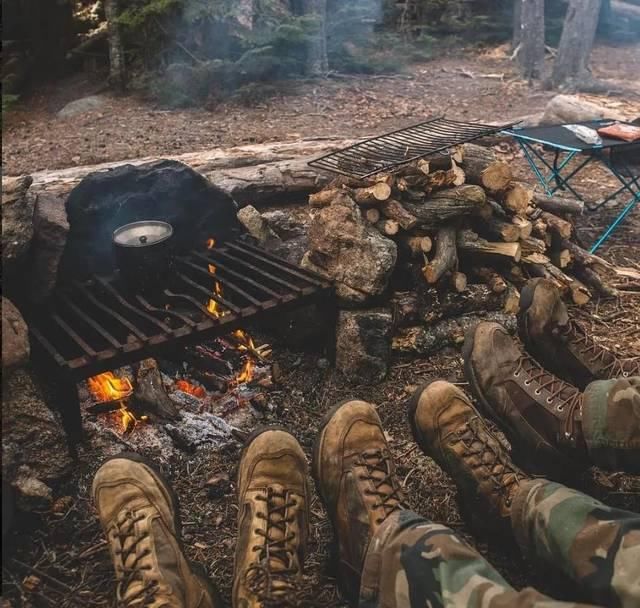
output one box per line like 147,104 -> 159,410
582,376 -> 640,473
359,510 -> 594,608
512,479 -> 640,608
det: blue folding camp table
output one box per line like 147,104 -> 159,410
502,119 -> 639,252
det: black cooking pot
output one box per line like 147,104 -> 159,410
113,220 -> 174,293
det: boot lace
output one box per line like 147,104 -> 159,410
455,417 -> 522,508
514,354 -> 583,442
356,449 -> 406,524
112,510 -> 160,608
560,320 -> 639,378
246,486 -> 302,607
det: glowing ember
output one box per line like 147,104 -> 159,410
207,238 -> 216,249
233,329 -> 256,352
175,379 -> 206,398
88,372 -> 133,402
236,357 -> 256,384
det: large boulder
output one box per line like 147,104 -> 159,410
2,298 -> 30,374
301,193 -> 397,304
540,95 -> 626,126
2,369 -> 74,511
336,309 -> 393,383
57,160 -> 242,283
2,175 -> 36,271
57,95 -> 107,119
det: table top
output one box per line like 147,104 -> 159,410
503,119 -> 639,152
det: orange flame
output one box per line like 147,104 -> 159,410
207,238 -> 216,249
233,329 -> 256,352
88,372 -> 133,402
207,262 -> 226,319
236,357 -> 256,384
175,379 -> 206,398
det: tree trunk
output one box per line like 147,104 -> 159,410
304,0 -> 329,76
550,0 -> 602,88
104,0 -> 126,92
517,0 -> 545,81
513,0 -> 523,48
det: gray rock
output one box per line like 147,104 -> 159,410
2,175 -> 35,270
2,298 -> 30,373
336,308 -> 393,383
301,193 -> 397,304
2,369 -> 74,503
13,467 -> 53,511
237,205 -> 281,246
29,191 -> 69,303
261,210 -> 307,239
57,95 -> 107,119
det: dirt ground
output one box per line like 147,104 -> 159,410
2,44 -> 640,176
3,44 -> 640,607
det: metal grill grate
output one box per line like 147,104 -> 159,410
308,116 -> 514,179
29,238 -> 333,380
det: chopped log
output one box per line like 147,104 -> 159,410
451,146 -> 464,164
573,265 -> 619,299
353,182 -> 392,205
512,216 -> 533,238
462,144 -> 513,192
560,239 -> 612,272
484,216 -> 521,242
392,312 -> 517,356
457,230 -> 522,262
133,359 -> 180,419
471,267 -> 508,293
526,262 -> 591,306
365,207 -> 381,224
404,185 -> 487,228
497,182 -> 533,215
419,284 -> 510,325
540,211 -> 572,239
451,271 -> 468,292
379,199 -> 418,231
551,248 -> 572,269
375,218 -> 400,236
309,188 -> 342,207
397,235 -> 433,258
423,226 -> 457,284
532,192 -> 584,215
503,284 -> 521,314
520,236 -> 547,256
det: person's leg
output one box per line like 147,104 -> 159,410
93,454 -> 220,607
512,479 -> 640,608
233,427 -> 309,607
312,398 -> 591,608
409,380 -> 640,608
582,376 -> 640,473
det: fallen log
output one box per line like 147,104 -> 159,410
423,226 -> 457,283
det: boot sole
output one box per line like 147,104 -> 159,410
97,452 -> 222,606
311,397 -> 369,606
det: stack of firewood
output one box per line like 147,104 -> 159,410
309,142 -> 618,310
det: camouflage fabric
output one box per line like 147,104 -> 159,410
359,510 -> 596,608
582,376 -> 640,473
512,479 -> 640,608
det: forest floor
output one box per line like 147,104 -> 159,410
2,43 -> 640,607
3,42 -> 640,175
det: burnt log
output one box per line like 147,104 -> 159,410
133,358 -> 180,420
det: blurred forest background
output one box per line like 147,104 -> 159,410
3,0 -> 640,111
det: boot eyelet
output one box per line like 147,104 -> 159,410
524,380 -> 531,386
513,371 -> 520,378
623,372 -> 629,377
557,405 -> 564,412
546,397 -> 553,404
534,388 -> 542,395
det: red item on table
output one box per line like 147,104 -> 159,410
597,122 -> 640,142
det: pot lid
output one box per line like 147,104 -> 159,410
113,220 -> 174,247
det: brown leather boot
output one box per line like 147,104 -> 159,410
519,278 -> 639,389
408,380 -> 527,527
234,427 -> 309,608
312,399 -> 406,602
463,321 -> 590,475
92,454 -> 219,608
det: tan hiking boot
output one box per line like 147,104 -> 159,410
519,278 -> 639,389
312,399 -> 406,602
463,321 -> 590,475
408,380 -> 527,526
234,427 -> 309,608
92,454 -> 219,608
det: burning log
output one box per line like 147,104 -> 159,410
134,359 -> 180,420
